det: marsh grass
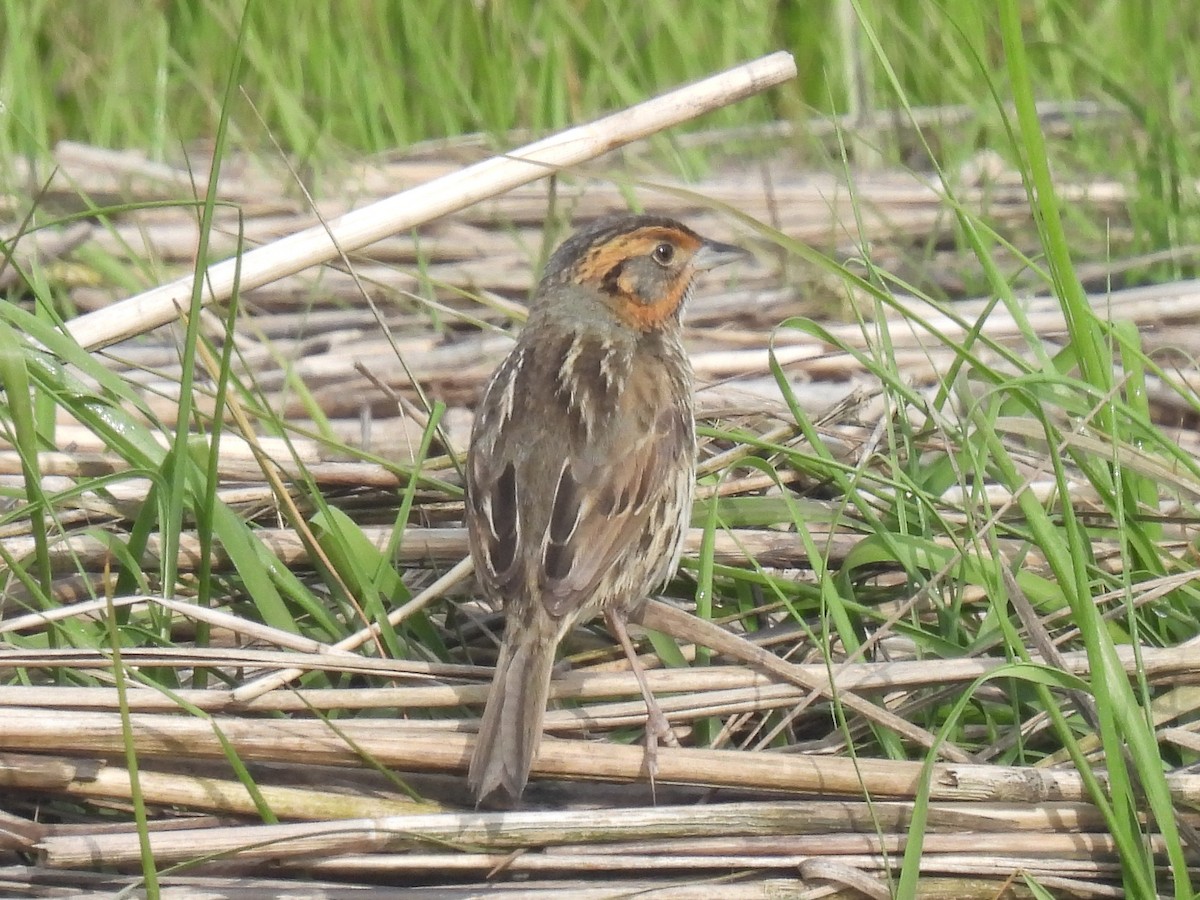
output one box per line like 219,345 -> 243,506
3,1 -> 1200,898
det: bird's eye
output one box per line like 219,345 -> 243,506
652,242 -> 675,265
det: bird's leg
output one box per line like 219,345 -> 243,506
605,608 -> 679,796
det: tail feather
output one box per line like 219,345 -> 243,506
468,616 -> 558,807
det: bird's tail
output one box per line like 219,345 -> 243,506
468,613 -> 558,807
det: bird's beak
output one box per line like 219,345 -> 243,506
692,238 -> 750,271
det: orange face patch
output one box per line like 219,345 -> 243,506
609,274 -> 690,330
573,227 -> 702,284
572,226 -> 703,332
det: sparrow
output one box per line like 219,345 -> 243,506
465,213 -> 747,806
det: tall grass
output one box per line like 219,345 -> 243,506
4,0 -> 1200,895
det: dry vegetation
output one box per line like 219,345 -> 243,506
3,105 -> 1200,897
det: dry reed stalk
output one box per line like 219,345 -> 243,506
0,450 -> 426,501
32,798 -> 1120,868
292,846 -> 1132,873
2,635 -> 1194,711
6,707 -> 1200,811
0,751 -> 434,819
0,684 -> 482,713
551,829 -> 1126,858
0,646 -> 471,677
2,526 -> 852,574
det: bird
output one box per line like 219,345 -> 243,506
465,213 -> 747,807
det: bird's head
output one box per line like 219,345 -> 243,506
538,215 -> 747,332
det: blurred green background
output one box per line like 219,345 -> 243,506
2,0 -> 1195,166
7,0 -> 1199,268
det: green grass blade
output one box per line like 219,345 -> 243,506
105,596 -> 160,896
0,320 -> 53,600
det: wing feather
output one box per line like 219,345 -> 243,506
540,403 -> 690,616
467,326 -> 692,624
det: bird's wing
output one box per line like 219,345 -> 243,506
467,332 -> 692,621
465,349 -> 528,602
536,400 -> 690,617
